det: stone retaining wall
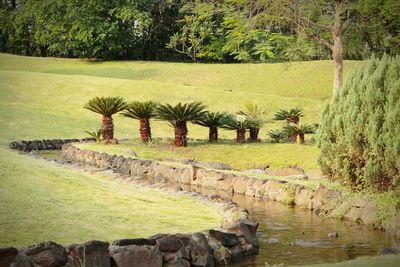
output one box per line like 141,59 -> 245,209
9,138 -> 95,152
61,143 -> 400,241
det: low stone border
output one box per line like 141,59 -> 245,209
61,143 -> 400,241
9,138 -> 95,152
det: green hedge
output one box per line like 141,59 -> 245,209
317,55 -> 400,191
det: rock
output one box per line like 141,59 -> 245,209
266,167 -> 305,176
197,161 -> 232,171
377,247 -> 399,255
155,235 -> 186,253
122,149 -> 137,157
67,240 -> 110,267
110,245 -> 162,267
0,247 -> 19,267
232,177 -> 249,195
6,252 -> 37,267
225,221 -> 254,244
294,186 -> 314,209
21,241 -> 67,267
187,233 -> 214,267
328,232 -> 339,238
208,230 -> 239,247
112,238 -> 156,247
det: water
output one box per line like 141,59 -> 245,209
230,195 -> 393,266
38,151 -> 394,266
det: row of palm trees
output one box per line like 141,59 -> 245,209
84,97 -> 313,147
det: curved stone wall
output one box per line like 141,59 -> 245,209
61,143 -> 400,241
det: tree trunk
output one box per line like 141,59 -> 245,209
249,128 -> 260,142
288,133 -> 297,143
174,121 -> 188,147
139,118 -> 151,143
102,116 -> 115,144
236,129 -> 246,144
332,0 -> 344,98
298,133 -> 305,144
209,126 -> 218,142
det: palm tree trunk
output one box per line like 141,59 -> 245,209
209,126 -> 218,142
102,116 -> 115,143
287,118 -> 299,143
139,118 -> 151,143
249,128 -> 260,142
298,133 -> 305,144
236,129 -> 246,144
174,121 -> 188,147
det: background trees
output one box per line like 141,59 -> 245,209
1,0 -> 398,62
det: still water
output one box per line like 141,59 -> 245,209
230,195 -> 393,266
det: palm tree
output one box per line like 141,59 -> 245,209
193,111 -> 227,142
239,102 -> 265,142
155,102 -> 207,147
282,123 -> 315,144
221,114 -> 258,144
121,101 -> 156,143
84,97 -> 127,144
273,107 -> 304,142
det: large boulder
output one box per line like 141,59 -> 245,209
110,245 -> 162,267
232,177 -> 249,195
197,162 -> 232,171
294,186 -> 314,209
67,240 -> 110,267
21,242 -> 67,267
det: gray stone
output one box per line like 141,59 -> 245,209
208,230 -> 239,247
67,240 -> 110,267
197,161 -> 232,171
328,232 -> 339,238
110,245 -> 162,267
21,241 -> 67,267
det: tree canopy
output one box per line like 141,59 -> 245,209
0,0 -> 399,61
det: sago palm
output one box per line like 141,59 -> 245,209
121,101 -> 156,143
193,111 -> 227,142
221,114 -> 258,144
84,97 -> 127,144
239,102 -> 265,142
155,102 -> 207,147
274,107 -> 304,142
282,123 -> 315,144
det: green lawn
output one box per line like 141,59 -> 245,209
0,148 -> 221,247
0,53 -> 360,247
76,139 -> 320,171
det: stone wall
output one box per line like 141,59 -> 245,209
61,143 -> 400,241
1,216 -> 259,267
9,138 -> 95,152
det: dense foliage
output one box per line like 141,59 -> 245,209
317,55 -> 400,191
1,0 -> 399,61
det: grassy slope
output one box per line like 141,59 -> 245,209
296,254 -> 400,267
0,53 -> 359,247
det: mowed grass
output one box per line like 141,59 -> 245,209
0,53 -> 359,246
76,139 -> 320,171
0,148 -> 221,247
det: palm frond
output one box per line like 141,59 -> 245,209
155,102 -> 207,124
121,101 -> 156,120
273,107 -> 304,121
85,129 -> 102,142
193,111 -> 227,127
84,97 -> 127,116
220,114 -> 260,130
282,123 -> 315,135
240,102 -> 265,119
268,129 -> 286,143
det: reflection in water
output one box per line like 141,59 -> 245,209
42,151 -> 393,267
231,195 -> 392,266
